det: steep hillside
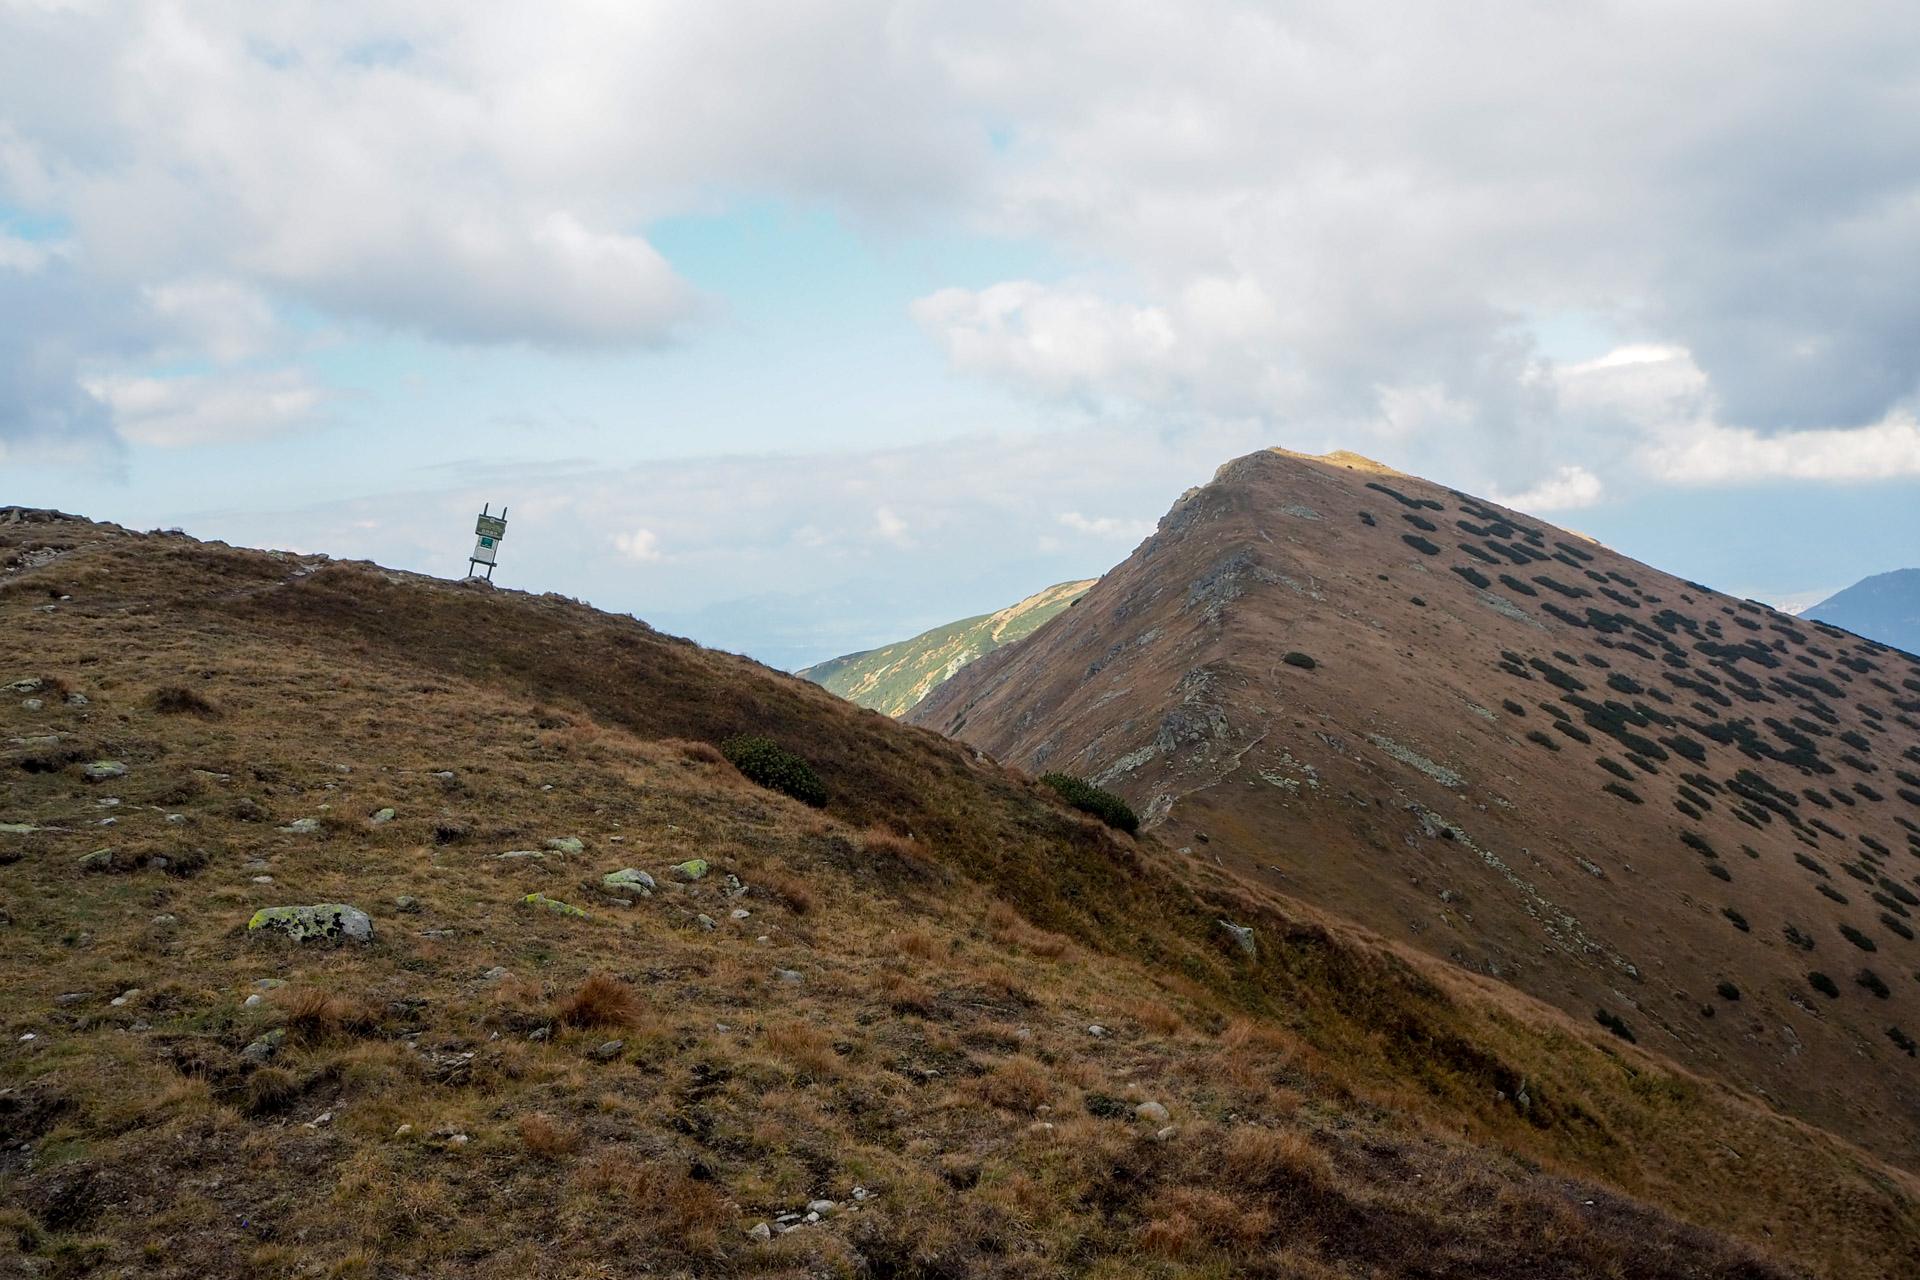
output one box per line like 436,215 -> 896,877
1807,568 -> 1920,656
2,506 -> 1918,1278
799,579 -> 1095,715
914,448 -> 1920,1174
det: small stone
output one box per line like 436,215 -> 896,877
99,817 -> 117,826
130,1021 -> 150,1032
1015,1028 -> 1032,1041
715,1023 -> 732,1033
240,1029 -> 286,1062
394,1123 -> 413,1137
253,978 -> 288,990
695,914 -> 717,932
252,875 -> 274,884
150,914 -> 177,928
82,760 -> 128,782
76,848 -> 114,871
369,808 -> 396,826
746,1222 -> 771,1242
723,874 -> 747,898
55,991 -> 92,1006
602,868 -> 655,898
482,966 -> 511,981
728,908 -> 750,921
5,678 -> 42,692
243,993 -> 263,1008
304,1111 -> 332,1129
496,849 -> 545,860
545,836 -> 584,855
1135,1101 -> 1170,1124
521,893 -> 588,918
446,1133 -> 469,1145
165,813 -> 186,823
540,783 -> 554,792
757,935 -> 770,944
21,697 -> 42,711
278,817 -> 321,834
1217,918 -> 1258,957
775,968 -> 804,984
591,1040 -> 625,1060
672,859 -> 710,881
394,895 -> 419,912
1155,1125 -> 1179,1142
807,1200 -> 837,1215
64,693 -> 86,707
247,904 -> 373,944
110,989 -> 140,1007
1087,1025 -> 1108,1037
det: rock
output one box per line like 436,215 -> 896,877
1217,918 -> 1258,957
278,817 -> 321,835
394,894 -> 419,913
304,1111 -> 332,1129
109,989 -> 140,1007
1155,1125 -> 1179,1142
369,808 -> 396,826
55,992 -> 92,1006
252,978 -> 288,990
591,1040 -> 625,1060
1135,1101 -> 1170,1124
521,893 -> 587,918
730,908 -> 751,920
746,1222 -> 772,1242
150,914 -> 177,928
165,813 -> 186,824
243,993 -> 263,1008
807,1200 -> 838,1215
695,914 -> 717,932
240,1029 -> 286,1062
21,698 -> 42,711
247,904 -> 374,944
6,678 -> 42,693
64,693 -> 86,707
496,849 -> 545,860
251,875 -> 274,884
82,760 -> 128,782
545,836 -> 584,855
76,848 -> 114,871
602,868 -> 655,897
482,966 -> 510,981
775,968 -> 804,984
723,874 -> 747,898
0,822 -> 35,834
672,859 -> 710,882
1086,1024 -> 1108,1037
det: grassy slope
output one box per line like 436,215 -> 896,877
0,517 -> 1915,1278
799,580 -> 1095,716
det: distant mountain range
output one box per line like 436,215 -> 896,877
798,578 -> 1095,715
1806,568 -> 1920,656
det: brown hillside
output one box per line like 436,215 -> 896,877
913,447 -> 1920,1173
2,507 -> 1918,1277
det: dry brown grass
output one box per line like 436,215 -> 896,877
891,929 -> 939,960
553,974 -> 643,1029
517,1112 -> 579,1158
970,1058 -> 1054,1112
1221,1124 -> 1334,1191
878,969 -> 938,1015
759,869 -> 815,915
274,987 -> 373,1040
763,1021 -> 840,1078
1128,997 -> 1184,1037
987,901 -> 1071,959
575,1153 -> 733,1252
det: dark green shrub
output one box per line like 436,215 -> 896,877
1793,851 -> 1829,878
1882,913 -> 1915,941
1039,773 -> 1138,834
1818,882 -> 1850,904
1889,1027 -> 1917,1056
1452,566 -> 1492,589
1681,831 -> 1717,858
1402,513 -> 1438,532
1551,721 -> 1591,745
1784,924 -> 1814,950
1526,730 -> 1561,752
1741,844 -> 1760,859
1082,1090 -> 1128,1119
1595,1008 -> 1636,1043
1498,573 -> 1538,597
1715,979 -> 1741,1000
1596,757 -> 1633,781
1282,651 -> 1316,670
1841,923 -> 1878,952
1808,971 -> 1839,998
1707,863 -> 1732,881
1502,699 -> 1526,716
1358,511 -> 1376,526
1602,781 -> 1642,804
721,735 -> 828,807
1401,534 -> 1441,556
1857,968 -> 1891,998
1720,908 -> 1748,931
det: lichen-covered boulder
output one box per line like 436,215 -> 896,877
1217,918 -> 1257,957
82,760 -> 128,782
603,868 -> 655,897
545,836 -> 584,855
369,807 -> 396,826
672,859 -> 710,882
76,848 -> 115,871
248,904 -> 373,944
278,817 -> 321,835
521,893 -> 587,918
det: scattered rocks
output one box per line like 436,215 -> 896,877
672,859 -> 710,882
81,760 -> 128,782
521,893 -> 587,919
545,836 -> 584,855
247,904 -> 374,944
369,808 -> 396,826
1135,1101 -> 1170,1124
1217,918 -> 1258,957
602,868 -> 655,898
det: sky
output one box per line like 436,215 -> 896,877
4,1 -> 1920,670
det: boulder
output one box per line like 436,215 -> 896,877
82,761 -> 128,782
76,848 -> 114,871
545,836 -> 584,855
278,817 -> 321,835
602,868 -> 655,898
247,904 -> 374,944
672,859 -> 710,881
1135,1101 -> 1170,1124
369,808 -> 396,826
521,893 -> 588,918
1217,918 -> 1258,957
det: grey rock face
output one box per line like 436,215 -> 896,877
247,904 -> 374,944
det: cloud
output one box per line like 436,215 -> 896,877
1058,510 -> 1153,539
873,505 -> 914,548
82,367 -> 331,448
1639,416 -> 1920,485
612,527 -> 662,561
1488,466 -> 1603,513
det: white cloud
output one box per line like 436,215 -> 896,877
1488,465 -> 1604,513
612,527 -> 663,561
873,505 -> 915,548
1058,510 -> 1153,539
1640,416 -> 1920,485
81,368 -> 330,448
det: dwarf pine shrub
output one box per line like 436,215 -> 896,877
1858,968 -> 1892,998
1595,1008 -> 1636,1043
1282,651 -> 1317,670
721,735 -> 828,807
1040,773 -> 1138,834
1808,971 -> 1839,998
1842,923 -> 1879,952
1716,978 -> 1741,999
1721,908 -> 1749,931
